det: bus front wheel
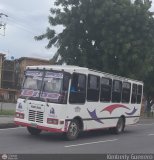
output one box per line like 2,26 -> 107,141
27,127 -> 42,135
66,119 -> 80,140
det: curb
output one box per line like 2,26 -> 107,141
140,116 -> 154,119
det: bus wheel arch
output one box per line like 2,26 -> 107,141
121,115 -> 126,130
27,127 -> 42,135
74,116 -> 84,131
110,115 -> 125,134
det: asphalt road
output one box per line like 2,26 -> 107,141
0,119 -> 154,154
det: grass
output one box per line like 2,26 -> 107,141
0,110 -> 15,116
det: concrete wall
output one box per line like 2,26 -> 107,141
0,102 -> 16,111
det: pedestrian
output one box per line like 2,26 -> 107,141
143,97 -> 148,116
150,97 -> 154,117
147,96 -> 152,117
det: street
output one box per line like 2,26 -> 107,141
0,119 -> 154,154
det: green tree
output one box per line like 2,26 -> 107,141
35,0 -> 154,96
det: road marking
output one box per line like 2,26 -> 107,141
148,134 -> 154,136
128,123 -> 154,127
0,127 -> 23,131
64,139 -> 118,148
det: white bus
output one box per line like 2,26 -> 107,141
14,65 -> 143,140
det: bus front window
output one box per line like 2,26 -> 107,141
21,70 -> 43,98
41,71 -> 69,104
43,78 -> 62,93
23,77 -> 42,90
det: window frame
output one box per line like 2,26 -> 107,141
69,72 -> 86,104
112,80 -> 122,103
87,74 -> 100,102
100,77 -> 112,102
137,85 -> 143,104
131,83 -> 137,104
122,82 -> 131,103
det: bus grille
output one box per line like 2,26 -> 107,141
29,110 -> 44,123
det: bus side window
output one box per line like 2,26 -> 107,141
100,77 -> 112,102
131,84 -> 137,104
112,80 -> 122,103
87,75 -> 100,102
137,85 -> 142,104
69,73 -> 86,104
122,82 -> 131,103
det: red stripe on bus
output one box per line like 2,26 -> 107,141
14,121 -> 64,133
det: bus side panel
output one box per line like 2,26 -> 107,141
66,102 -> 142,131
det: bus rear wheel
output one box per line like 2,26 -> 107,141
27,127 -> 42,135
110,117 -> 125,134
66,119 -> 80,140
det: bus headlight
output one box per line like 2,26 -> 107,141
15,112 -> 24,119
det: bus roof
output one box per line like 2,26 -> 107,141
26,65 -> 143,84
26,65 -> 88,72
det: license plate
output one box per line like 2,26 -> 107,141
31,123 -> 37,128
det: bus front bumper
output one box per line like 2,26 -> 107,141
14,120 -> 64,133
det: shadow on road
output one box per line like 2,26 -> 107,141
22,128 -> 137,142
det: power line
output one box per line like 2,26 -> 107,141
0,9 -> 40,36
0,12 -> 8,36
8,17 -> 38,35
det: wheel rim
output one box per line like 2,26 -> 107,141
69,122 -> 78,137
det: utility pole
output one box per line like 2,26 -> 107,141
0,13 -> 8,36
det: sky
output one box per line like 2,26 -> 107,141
0,0 -> 57,60
0,0 -> 154,60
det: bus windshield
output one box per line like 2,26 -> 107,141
21,70 -> 69,103
43,72 -> 63,93
21,70 -> 43,98
41,71 -> 65,103
23,76 -> 42,90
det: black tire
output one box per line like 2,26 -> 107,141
27,127 -> 42,135
65,119 -> 80,140
110,117 -> 125,134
